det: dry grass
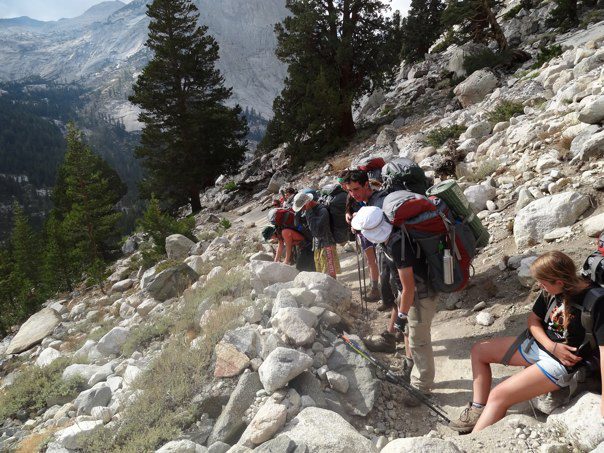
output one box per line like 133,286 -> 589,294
16,428 -> 61,453
81,269 -> 252,453
328,154 -> 352,172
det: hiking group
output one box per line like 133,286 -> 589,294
261,155 -> 604,434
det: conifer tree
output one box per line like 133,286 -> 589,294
0,246 -> 18,334
53,123 -> 126,285
41,213 -> 75,294
442,0 -> 508,50
9,203 -> 43,316
130,0 -> 248,213
548,0 -> 578,29
400,0 -> 445,62
261,0 -> 402,164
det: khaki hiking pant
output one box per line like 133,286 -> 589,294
408,294 -> 438,393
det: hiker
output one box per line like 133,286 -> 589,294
261,225 -> 314,272
292,191 -> 341,279
352,206 -> 437,393
343,170 -> 386,305
280,187 -> 297,209
449,251 -> 604,434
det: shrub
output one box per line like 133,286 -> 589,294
463,48 -> 515,75
137,195 -> 196,256
223,181 -> 237,192
487,101 -> 525,123
425,125 -> 466,148
503,4 -> 523,19
531,45 -> 563,69
218,218 -> 231,230
0,358 -> 83,420
121,318 -> 173,357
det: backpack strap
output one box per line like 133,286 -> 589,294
570,287 -> 604,350
590,255 -> 604,282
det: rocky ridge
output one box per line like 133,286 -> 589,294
2,3 -> 604,453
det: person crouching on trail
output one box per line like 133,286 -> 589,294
449,251 -> 604,434
262,225 -> 308,268
292,192 -> 341,279
352,206 -> 438,395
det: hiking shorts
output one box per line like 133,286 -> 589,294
518,338 -> 572,388
314,246 -> 341,278
359,235 -> 375,251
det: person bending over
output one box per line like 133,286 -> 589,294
450,250 -> 604,433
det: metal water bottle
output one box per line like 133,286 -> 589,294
443,249 -> 454,285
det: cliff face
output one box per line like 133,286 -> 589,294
0,0 -> 288,126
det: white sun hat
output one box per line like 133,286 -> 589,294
351,206 -> 393,244
292,192 -> 314,212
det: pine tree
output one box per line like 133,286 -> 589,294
9,203 -> 43,316
442,0 -> 508,50
261,0 -> 402,164
129,0 -> 248,213
400,0 -> 445,63
53,123 -> 126,286
548,0 -> 578,29
0,246 -> 18,334
41,212 -> 75,294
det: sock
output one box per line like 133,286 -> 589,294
471,402 -> 485,409
371,280 -> 378,290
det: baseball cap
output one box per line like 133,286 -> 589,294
351,206 -> 392,244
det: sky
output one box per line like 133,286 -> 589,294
0,0 -> 410,21
0,0 -> 133,21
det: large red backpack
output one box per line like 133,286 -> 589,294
382,190 -> 477,293
268,208 -> 296,230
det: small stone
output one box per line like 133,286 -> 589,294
476,311 -> 495,326
473,301 -> 487,312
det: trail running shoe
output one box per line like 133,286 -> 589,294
449,403 -> 484,434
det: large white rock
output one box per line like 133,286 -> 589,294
35,347 -> 62,367
535,150 -> 560,173
258,347 -> 313,393
166,234 -> 196,260
547,392 -> 604,451
513,192 -> 591,249
461,121 -> 492,140
463,184 -> 497,212
453,70 -> 498,108
97,327 -> 130,356
184,255 -> 205,274
583,212 -> 604,237
155,439 -> 207,453
110,278 -> 135,294
292,272 -> 352,310
578,95 -> 604,124
238,401 -> 287,447
283,407 -> 378,453
54,420 -> 104,450
381,437 -> 461,453
571,129 -> 604,161
74,385 -> 113,415
271,307 -> 318,347
517,256 -> 538,288
145,264 -> 199,301
6,307 -> 61,354
250,261 -> 299,286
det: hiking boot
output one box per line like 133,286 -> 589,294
364,331 -> 396,353
376,302 -> 390,312
364,287 -> 381,302
449,403 -> 483,434
400,357 -> 414,383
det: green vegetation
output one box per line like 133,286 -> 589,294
82,270 -> 251,452
548,0 -> 578,30
218,218 -> 232,230
0,358 -> 83,420
260,0 -> 402,166
400,0 -> 444,63
223,181 -> 237,192
121,317 -> 173,357
487,101 -> 525,123
130,0 -> 248,213
503,4 -> 523,19
463,48 -> 515,74
442,0 -> 507,50
425,125 -> 466,148
531,45 -> 563,69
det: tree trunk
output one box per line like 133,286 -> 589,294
339,102 -> 356,138
189,188 -> 202,213
483,0 -> 508,50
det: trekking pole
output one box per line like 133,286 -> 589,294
359,240 -> 368,319
354,235 -> 365,315
338,332 -> 451,423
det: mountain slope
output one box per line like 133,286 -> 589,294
0,0 -> 288,124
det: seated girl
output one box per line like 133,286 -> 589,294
449,250 -> 604,433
